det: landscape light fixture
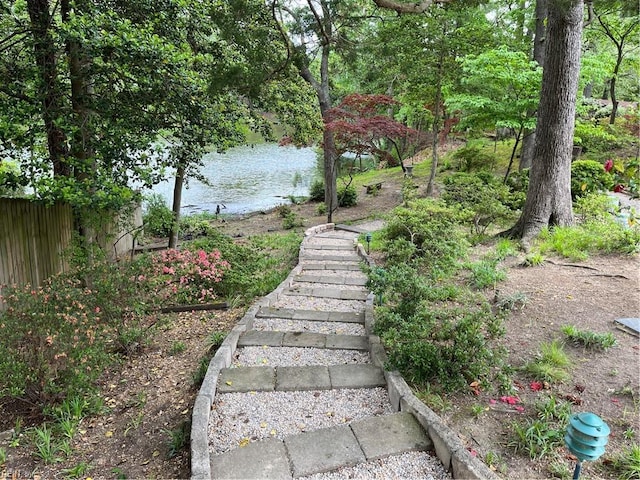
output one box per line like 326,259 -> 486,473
564,412 -> 610,480
365,232 -> 372,254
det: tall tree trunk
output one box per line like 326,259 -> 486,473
426,55 -> 443,196
506,0 -> 583,244
297,44 -> 338,223
62,0 -> 94,180
520,0 -> 548,171
608,46 -> 622,125
27,0 -> 70,177
169,163 -> 184,248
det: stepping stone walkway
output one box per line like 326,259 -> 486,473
192,225 -> 495,480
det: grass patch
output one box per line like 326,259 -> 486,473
466,260 -> 507,289
535,219 -> 640,260
508,396 -> 571,461
561,325 -> 617,350
612,443 -> 640,480
524,340 -> 571,383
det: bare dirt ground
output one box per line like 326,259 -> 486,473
1,155 -> 638,479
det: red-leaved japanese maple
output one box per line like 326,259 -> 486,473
325,94 -> 421,169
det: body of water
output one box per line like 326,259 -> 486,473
148,143 -> 319,215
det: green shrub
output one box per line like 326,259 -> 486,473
143,194 -> 175,237
450,145 -> 497,172
467,260 -> 507,289
505,169 -> 529,209
571,160 -> 614,199
441,173 -> 518,234
338,184 -> 358,207
381,199 -> 468,278
375,302 -> 506,391
574,122 -> 620,156
609,157 -> 639,197
187,230 -> 301,300
308,179 -> 325,202
282,212 -> 304,230
0,257 -> 157,403
178,212 -> 215,239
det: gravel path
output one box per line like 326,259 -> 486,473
209,388 -> 392,454
298,451 -> 451,480
252,318 -> 365,335
273,296 -> 365,312
232,346 -> 370,366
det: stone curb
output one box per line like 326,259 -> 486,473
191,225 -> 497,479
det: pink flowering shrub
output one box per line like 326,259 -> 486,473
149,248 -> 230,304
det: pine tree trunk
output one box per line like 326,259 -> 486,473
507,0 -> 583,244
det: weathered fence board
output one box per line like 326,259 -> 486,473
0,199 -> 73,290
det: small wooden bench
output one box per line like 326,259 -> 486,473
365,182 -> 383,194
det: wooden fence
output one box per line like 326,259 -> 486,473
0,198 -> 73,289
0,199 -> 142,308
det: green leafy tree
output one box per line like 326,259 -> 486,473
591,2 -> 640,123
447,46 -> 542,180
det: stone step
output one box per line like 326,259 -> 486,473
293,274 -> 367,286
301,263 -> 363,271
256,307 -> 365,324
209,412 -> 431,479
217,364 -> 386,393
301,254 -> 361,262
282,287 -> 368,301
283,287 -> 368,301
303,244 -> 355,251
237,330 -> 369,351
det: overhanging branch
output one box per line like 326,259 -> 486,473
371,0 -> 448,14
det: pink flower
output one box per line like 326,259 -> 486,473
604,159 -> 613,172
95,307 -> 101,313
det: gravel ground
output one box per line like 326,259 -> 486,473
209,388 -> 393,454
232,346 -> 370,366
298,451 -> 452,480
273,295 -> 365,312
252,318 -> 365,335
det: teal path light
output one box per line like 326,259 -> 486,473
565,412 -> 610,480
365,232 -> 372,254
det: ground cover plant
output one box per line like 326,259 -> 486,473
0,224 -> 301,477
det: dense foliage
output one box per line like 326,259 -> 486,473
0,227 -> 301,406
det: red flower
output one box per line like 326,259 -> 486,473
530,381 -> 543,392
614,184 -> 625,193
604,159 -> 614,172
500,396 -> 520,405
